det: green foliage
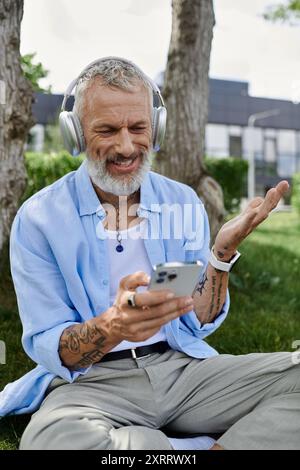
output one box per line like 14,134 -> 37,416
23,152 -> 84,202
43,124 -> 65,153
21,53 -> 51,93
263,0 -> 300,23
204,157 -> 248,213
291,172 -> 300,215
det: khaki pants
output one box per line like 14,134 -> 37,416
20,349 -> 300,450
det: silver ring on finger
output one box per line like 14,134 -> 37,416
127,293 -> 137,308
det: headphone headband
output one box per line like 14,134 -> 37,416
61,56 -> 165,111
59,56 -> 167,155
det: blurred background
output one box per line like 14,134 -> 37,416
0,0 -> 300,449
23,0 -> 300,201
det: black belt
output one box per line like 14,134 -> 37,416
100,341 -> 170,363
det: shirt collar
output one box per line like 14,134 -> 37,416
139,171 -> 161,214
75,159 -> 161,217
75,160 -> 103,216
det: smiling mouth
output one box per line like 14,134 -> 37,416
106,156 -> 141,174
108,156 -> 138,167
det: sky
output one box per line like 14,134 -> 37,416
20,0 -> 300,102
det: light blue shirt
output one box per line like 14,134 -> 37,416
0,160 -> 229,417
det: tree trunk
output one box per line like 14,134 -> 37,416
0,0 -> 34,252
156,0 -> 225,241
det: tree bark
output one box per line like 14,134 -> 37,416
156,0 -> 225,241
0,0 -> 34,252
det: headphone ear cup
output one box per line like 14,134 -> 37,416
59,111 -> 86,156
152,106 -> 167,152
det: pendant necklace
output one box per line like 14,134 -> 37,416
115,207 -> 124,253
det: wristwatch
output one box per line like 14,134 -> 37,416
209,246 -> 241,272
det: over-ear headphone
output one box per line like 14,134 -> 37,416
59,56 -> 167,156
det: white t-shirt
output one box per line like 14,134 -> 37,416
105,220 -> 167,352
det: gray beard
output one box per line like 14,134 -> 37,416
86,151 -> 153,196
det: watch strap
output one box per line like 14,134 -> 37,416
209,246 -> 241,272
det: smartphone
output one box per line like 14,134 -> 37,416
148,261 -> 204,297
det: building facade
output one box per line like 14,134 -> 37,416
206,79 -> 300,195
30,78 -> 300,196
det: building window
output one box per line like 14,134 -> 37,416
277,155 -> 297,177
205,124 -> 229,157
229,135 -> 242,158
264,137 -> 277,163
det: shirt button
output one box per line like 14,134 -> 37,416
102,279 -> 109,286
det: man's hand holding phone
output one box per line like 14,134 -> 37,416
109,271 -> 194,344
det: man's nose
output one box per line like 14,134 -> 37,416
115,128 -> 135,157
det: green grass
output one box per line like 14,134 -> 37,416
0,246 -> 34,450
208,211 -> 300,353
0,211 -> 300,449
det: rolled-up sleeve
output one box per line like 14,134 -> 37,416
10,207 -> 89,382
181,290 -> 230,339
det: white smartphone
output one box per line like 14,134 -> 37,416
148,261 -> 204,297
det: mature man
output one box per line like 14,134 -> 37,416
1,57 -> 298,450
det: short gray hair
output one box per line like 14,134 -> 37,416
74,58 -> 153,119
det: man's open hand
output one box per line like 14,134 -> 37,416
214,180 -> 289,260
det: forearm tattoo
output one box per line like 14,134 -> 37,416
207,275 -> 217,322
216,272 -> 224,317
60,323 -> 106,370
194,271 -> 208,295
193,267 -> 227,324
206,272 -> 225,323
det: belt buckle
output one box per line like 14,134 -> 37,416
131,349 -> 137,359
130,349 -> 151,360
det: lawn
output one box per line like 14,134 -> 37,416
0,210 -> 299,449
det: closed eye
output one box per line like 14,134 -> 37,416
98,129 -> 116,135
130,127 -> 147,132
